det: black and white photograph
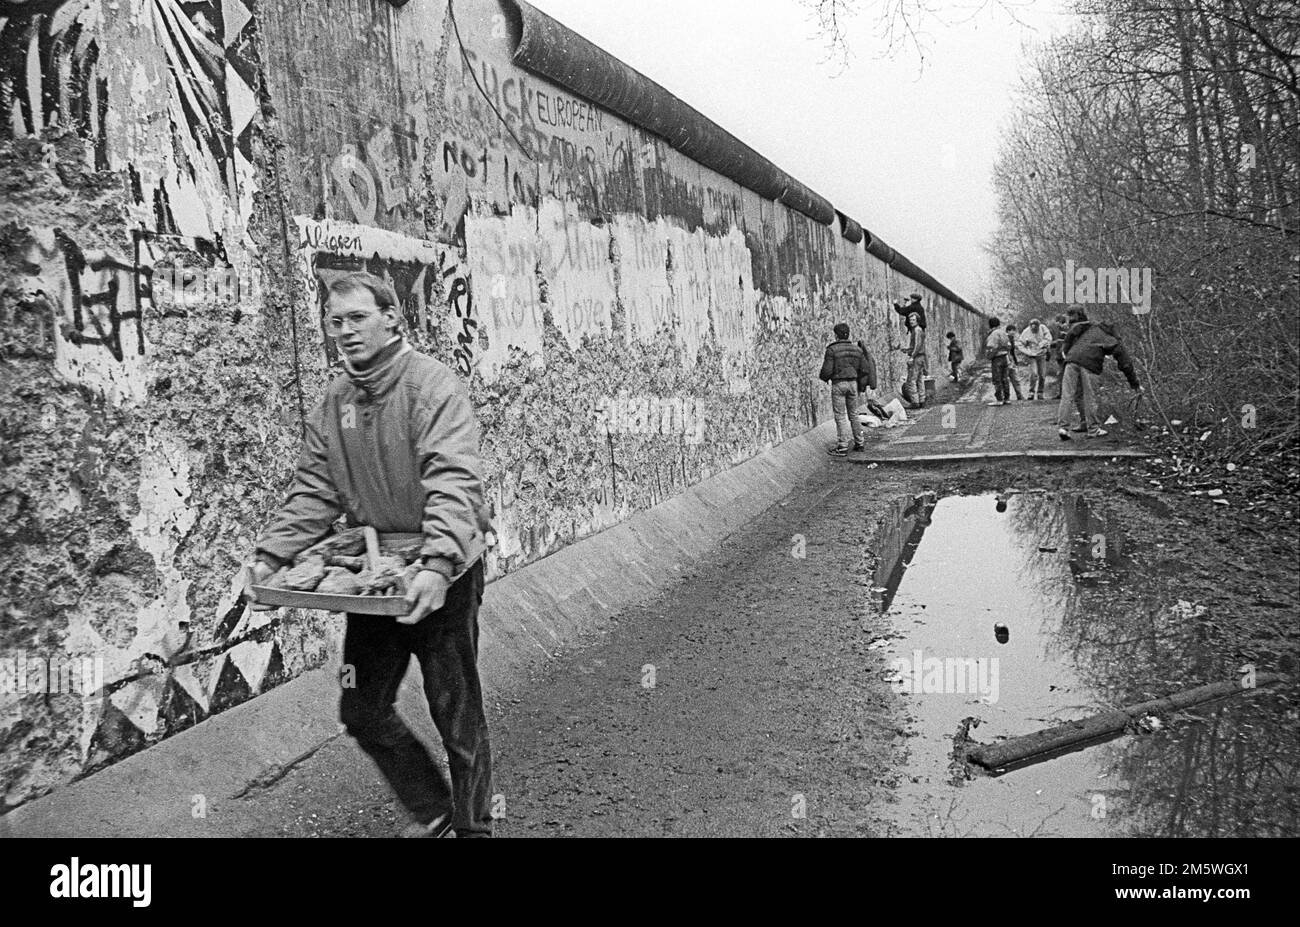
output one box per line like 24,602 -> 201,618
0,0 -> 1295,901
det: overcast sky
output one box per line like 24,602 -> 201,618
528,0 -> 1075,307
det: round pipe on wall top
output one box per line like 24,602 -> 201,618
836,211 -> 864,244
509,0 -> 834,224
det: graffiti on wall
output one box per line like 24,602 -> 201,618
538,200 -> 616,346
462,205 -> 759,381
13,227 -> 154,405
612,215 -> 756,370
442,42 -> 637,217
293,217 -> 474,372
465,208 -> 541,380
322,122 -> 423,228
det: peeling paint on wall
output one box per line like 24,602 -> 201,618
2,0 -> 987,810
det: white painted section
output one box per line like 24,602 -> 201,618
537,199 -> 616,348
466,207 -> 543,381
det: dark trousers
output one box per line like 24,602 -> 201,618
1007,359 -> 1024,399
340,560 -> 493,836
950,359 -> 960,380
991,354 -> 1010,401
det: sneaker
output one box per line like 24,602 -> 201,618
401,812 -> 455,838
852,442 -> 865,452
1058,427 -> 1071,441
827,447 -> 848,457
986,400 -> 1003,406
1070,425 -> 1087,433
1086,427 -> 1108,438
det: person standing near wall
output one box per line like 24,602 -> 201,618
1016,318 -> 1052,400
1056,307 -> 1143,439
820,322 -> 871,455
895,313 -> 928,409
245,271 -> 494,838
893,293 -> 927,330
985,316 -> 1011,406
1004,324 -> 1027,401
945,331 -> 964,382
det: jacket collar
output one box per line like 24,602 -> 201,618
342,336 -> 412,399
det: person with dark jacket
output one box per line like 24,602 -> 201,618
1057,308 -> 1142,440
246,271 -> 494,838
985,316 -> 1011,405
893,293 -> 927,330
1004,324 -> 1026,400
855,339 -> 879,393
819,323 -> 871,455
1046,313 -> 1069,398
945,332 -> 964,381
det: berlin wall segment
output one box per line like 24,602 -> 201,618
0,0 -> 980,810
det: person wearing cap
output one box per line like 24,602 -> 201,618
819,322 -> 872,455
893,293 -> 927,331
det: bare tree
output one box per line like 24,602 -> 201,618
991,0 -> 1299,477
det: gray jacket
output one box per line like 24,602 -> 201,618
257,341 -> 490,581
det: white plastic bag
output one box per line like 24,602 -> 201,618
883,398 -> 908,423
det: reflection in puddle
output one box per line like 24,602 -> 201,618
874,492 -> 1299,838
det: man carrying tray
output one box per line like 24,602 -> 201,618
244,271 -> 493,838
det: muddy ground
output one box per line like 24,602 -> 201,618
241,451 -> 1299,837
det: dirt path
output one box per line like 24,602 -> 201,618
234,372 -> 1299,838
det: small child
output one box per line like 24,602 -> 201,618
945,331 -> 963,381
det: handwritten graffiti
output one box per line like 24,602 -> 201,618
294,218 -> 475,374
441,255 -> 477,378
52,229 -> 149,362
10,226 -> 153,403
465,210 -> 542,380
443,49 -> 621,213
325,124 -> 419,227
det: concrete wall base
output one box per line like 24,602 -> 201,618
4,422 -> 835,837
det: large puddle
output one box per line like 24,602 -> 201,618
872,491 -> 1299,837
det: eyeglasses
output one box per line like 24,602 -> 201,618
324,311 -> 378,335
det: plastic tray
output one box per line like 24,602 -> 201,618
251,585 -> 411,616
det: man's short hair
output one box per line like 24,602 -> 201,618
946,331 -> 955,338
833,323 -> 850,339
1067,307 -> 1088,323
989,316 -> 1001,328
325,271 -> 401,316
909,293 -> 921,301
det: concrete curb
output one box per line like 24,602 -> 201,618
853,448 -> 1151,464
4,422 -> 835,837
